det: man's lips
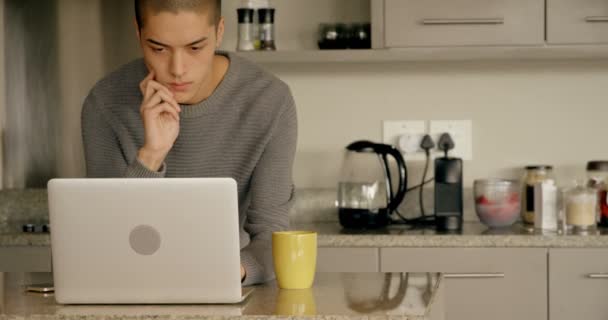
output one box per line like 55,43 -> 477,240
169,82 -> 192,92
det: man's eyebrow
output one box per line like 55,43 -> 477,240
146,39 -> 168,47
186,37 -> 208,46
146,37 -> 208,47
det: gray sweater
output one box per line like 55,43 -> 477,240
81,52 -> 297,286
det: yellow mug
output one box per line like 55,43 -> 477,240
272,231 -> 317,289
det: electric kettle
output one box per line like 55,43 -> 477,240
337,140 -> 408,229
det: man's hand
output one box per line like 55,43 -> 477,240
137,71 -> 181,171
241,264 -> 246,282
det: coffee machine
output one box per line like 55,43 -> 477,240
434,134 -> 464,231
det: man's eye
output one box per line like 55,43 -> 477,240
191,46 -> 201,52
152,47 -> 165,52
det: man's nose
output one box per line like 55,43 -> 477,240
170,52 -> 186,79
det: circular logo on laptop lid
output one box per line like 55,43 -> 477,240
129,225 -> 161,255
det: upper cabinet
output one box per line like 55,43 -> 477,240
547,0 -> 608,44
380,0 -> 545,48
226,0 -> 608,63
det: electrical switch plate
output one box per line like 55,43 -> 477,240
429,120 -> 473,160
382,120 -> 427,161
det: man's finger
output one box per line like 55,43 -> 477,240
145,102 -> 180,122
146,82 -> 180,112
143,90 -> 180,113
139,71 -> 155,96
144,80 -> 175,105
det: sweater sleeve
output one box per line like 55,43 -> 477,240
240,92 -> 298,286
81,92 -> 167,178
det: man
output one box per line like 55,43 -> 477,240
81,0 -> 297,286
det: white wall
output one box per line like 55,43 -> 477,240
260,60 -> 608,189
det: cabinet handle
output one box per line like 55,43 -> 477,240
421,18 -> 504,25
585,16 -> 608,23
587,273 -> 608,279
444,273 -> 505,279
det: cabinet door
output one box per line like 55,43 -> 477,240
384,0 -> 545,47
317,247 -> 379,272
549,249 -> 608,320
547,0 -> 608,44
381,248 -> 547,320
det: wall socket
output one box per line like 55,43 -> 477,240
429,120 -> 473,161
382,120 -> 473,161
382,120 -> 427,161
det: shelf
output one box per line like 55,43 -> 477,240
233,45 -> 608,64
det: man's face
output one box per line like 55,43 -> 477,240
137,9 -> 224,105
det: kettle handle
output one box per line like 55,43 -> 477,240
383,145 -> 408,213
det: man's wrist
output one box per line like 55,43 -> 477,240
241,265 -> 246,282
137,148 -> 167,172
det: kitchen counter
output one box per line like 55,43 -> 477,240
4,221 -> 608,248
300,222 -> 608,248
0,272 -> 444,320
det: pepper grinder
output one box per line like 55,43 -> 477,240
258,8 -> 276,51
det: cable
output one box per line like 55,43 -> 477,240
406,178 -> 434,192
390,134 -> 436,227
419,135 -> 435,217
419,150 -> 433,216
391,210 -> 436,226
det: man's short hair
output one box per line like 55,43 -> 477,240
135,0 -> 222,29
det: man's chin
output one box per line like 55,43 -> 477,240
173,92 -> 194,105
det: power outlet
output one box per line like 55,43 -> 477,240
429,120 -> 473,160
382,120 -> 427,161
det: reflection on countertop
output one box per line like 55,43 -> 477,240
0,272 -> 443,320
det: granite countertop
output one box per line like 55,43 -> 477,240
296,222 -> 608,248
0,272 -> 444,320
3,220 -> 608,248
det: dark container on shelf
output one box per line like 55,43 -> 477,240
349,23 -> 371,49
318,23 -> 350,49
318,23 -> 371,50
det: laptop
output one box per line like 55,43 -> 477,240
48,178 -> 253,304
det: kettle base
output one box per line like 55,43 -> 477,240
338,208 -> 390,229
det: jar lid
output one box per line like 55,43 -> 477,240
587,161 -> 608,172
525,165 -> 553,170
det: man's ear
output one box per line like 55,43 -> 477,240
134,19 -> 141,40
216,17 -> 225,48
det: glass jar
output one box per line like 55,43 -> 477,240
522,166 -> 555,224
564,182 -> 598,232
586,161 -> 608,228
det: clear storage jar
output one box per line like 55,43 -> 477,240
522,166 -> 554,224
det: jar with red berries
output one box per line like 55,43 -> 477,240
586,161 -> 608,228
522,166 -> 555,225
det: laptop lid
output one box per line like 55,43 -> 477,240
48,178 -> 243,304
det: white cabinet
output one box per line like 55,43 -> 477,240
382,0 -> 545,47
549,249 -> 608,320
547,0 -> 608,44
380,248 -> 547,320
317,247 -> 379,272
